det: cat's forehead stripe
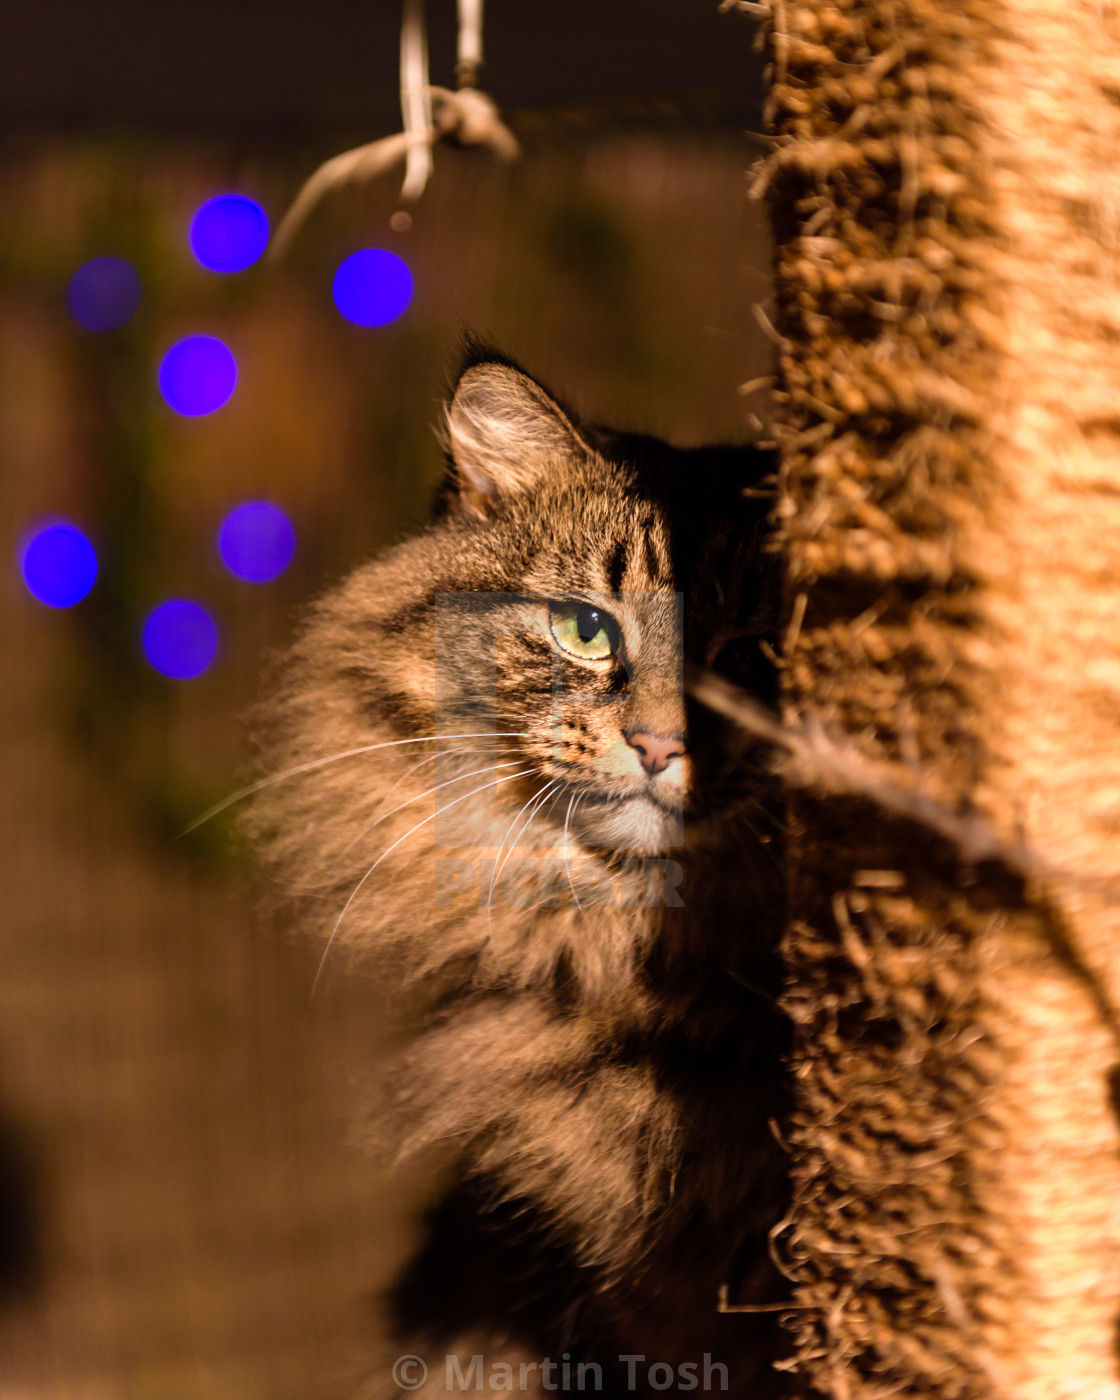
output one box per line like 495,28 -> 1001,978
586,514 -> 660,597
641,530 -> 662,587
606,540 -> 628,596
612,517 -> 670,593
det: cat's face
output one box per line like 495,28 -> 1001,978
418,353 -> 779,857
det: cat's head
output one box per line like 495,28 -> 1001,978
403,345 -> 781,857
255,346 -> 780,966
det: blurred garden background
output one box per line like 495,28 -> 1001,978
0,3 -> 771,1396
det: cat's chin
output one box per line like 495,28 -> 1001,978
576,793 -> 684,857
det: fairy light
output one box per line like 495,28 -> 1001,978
332,249 -> 413,326
189,195 -> 270,273
19,520 -> 98,608
158,335 -> 238,416
217,501 -> 296,583
142,599 -> 219,679
67,257 -> 142,332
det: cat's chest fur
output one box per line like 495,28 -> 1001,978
252,348 -> 788,1395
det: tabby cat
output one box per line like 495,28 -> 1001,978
252,346 -> 789,1397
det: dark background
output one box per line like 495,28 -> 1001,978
1,0 -> 765,139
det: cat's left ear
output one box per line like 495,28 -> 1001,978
445,361 -> 590,518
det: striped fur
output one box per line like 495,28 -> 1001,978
251,354 -> 789,1397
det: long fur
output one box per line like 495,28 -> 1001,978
250,354 -> 790,1396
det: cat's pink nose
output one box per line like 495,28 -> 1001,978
626,731 -> 686,776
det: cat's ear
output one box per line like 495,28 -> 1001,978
445,362 -> 589,518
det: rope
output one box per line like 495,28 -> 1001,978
399,0 -> 434,204
270,0 -> 517,262
457,0 -> 484,87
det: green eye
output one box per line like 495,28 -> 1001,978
549,603 -> 621,660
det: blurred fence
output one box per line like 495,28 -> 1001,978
0,125 -> 770,1399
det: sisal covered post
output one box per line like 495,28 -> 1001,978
761,1 -> 1120,1395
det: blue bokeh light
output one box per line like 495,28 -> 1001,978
218,501 -> 296,583
142,599 -> 219,680
190,195 -> 270,273
158,336 -> 238,416
332,249 -> 413,327
67,257 -> 142,332
19,521 -> 98,608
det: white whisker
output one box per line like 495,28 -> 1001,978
179,731 -> 527,837
486,781 -> 552,914
360,743 -> 523,837
485,785 -> 546,943
292,743 -> 525,892
332,757 -> 526,876
565,792 -> 587,910
311,765 -> 538,998
486,779 -> 560,939
495,781 -> 560,894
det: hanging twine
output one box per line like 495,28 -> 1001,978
270,0 -> 518,261
456,0 -> 483,87
399,0 -> 435,204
